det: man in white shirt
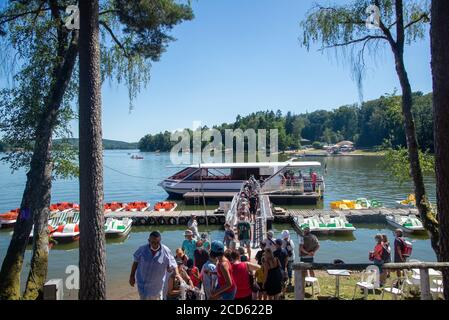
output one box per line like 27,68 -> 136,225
281,230 -> 295,286
187,215 -> 200,239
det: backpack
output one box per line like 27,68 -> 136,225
381,244 -> 391,262
400,238 -> 413,258
285,240 -> 293,258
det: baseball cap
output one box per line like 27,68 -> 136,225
210,240 -> 225,254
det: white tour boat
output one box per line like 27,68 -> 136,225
159,161 -> 325,204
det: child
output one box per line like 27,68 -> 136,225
238,247 -> 249,262
186,258 -> 201,288
255,259 -> 266,300
223,223 -> 236,249
175,248 -> 188,265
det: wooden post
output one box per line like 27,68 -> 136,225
294,269 -> 305,300
419,268 -> 431,300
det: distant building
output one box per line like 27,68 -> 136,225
335,141 -> 354,148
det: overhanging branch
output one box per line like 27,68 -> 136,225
320,35 -> 387,50
99,20 -> 130,58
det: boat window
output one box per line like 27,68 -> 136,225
168,167 -> 197,180
185,168 -> 232,181
231,168 -> 260,180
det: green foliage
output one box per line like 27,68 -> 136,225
300,0 -> 430,91
0,0 -> 194,173
312,141 -> 323,149
138,92 -> 434,152
100,0 -> 194,110
54,138 -> 137,150
380,147 -> 435,185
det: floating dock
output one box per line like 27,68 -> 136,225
104,207 -> 419,226
182,191 -> 321,205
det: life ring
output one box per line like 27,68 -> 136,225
158,217 -> 166,225
168,217 -> 177,225
208,216 -> 217,225
178,217 -> 187,225
197,217 -> 206,225
148,217 -> 157,225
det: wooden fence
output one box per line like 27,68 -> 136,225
293,262 -> 449,300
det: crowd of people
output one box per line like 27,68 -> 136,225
129,227 -> 412,300
129,225 -> 310,300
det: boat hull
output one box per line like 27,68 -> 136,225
52,233 -> 80,243
0,220 -> 16,228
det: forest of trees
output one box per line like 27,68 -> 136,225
138,91 -> 433,153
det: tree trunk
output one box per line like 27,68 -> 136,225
22,32 -> 79,300
0,31 -> 79,300
431,0 -> 449,300
0,181 -> 33,299
392,53 -> 440,256
78,0 -> 106,300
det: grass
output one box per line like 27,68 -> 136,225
283,271 -> 425,300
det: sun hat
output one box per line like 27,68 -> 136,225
210,240 -> 225,254
281,230 -> 290,239
184,229 -> 193,236
267,230 -> 274,238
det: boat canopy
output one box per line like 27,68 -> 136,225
187,161 -> 321,169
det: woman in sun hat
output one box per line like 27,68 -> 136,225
209,240 -> 236,300
182,229 -> 197,260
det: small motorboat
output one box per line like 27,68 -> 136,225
131,155 -> 144,160
104,202 -> 126,213
320,214 -> 356,233
104,217 -> 132,238
295,215 -> 329,234
386,214 -> 425,233
153,201 -> 177,212
52,211 -> 80,243
395,194 -> 416,209
125,201 -> 149,212
0,208 -> 20,228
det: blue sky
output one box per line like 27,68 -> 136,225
1,0 -> 433,142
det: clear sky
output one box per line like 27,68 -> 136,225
2,0 -> 433,143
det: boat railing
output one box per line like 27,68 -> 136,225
293,261 -> 449,300
225,182 -> 247,227
253,194 -> 273,246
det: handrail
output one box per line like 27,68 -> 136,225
293,261 -> 449,270
293,261 -> 449,300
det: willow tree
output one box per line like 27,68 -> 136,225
0,0 -> 79,300
0,0 -> 193,300
431,0 -> 449,299
300,0 -> 440,256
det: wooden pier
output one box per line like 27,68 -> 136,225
104,207 -> 418,227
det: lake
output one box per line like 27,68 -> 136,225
0,150 -> 438,298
